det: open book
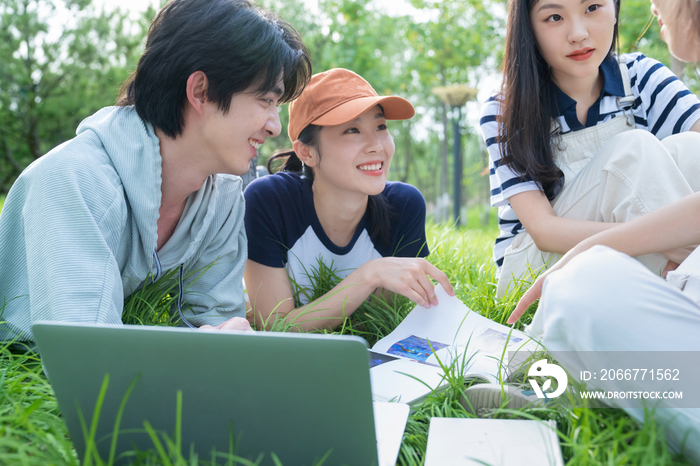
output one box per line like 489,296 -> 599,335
369,285 -> 540,405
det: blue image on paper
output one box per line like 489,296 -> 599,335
386,335 -> 449,362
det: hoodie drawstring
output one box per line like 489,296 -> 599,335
177,265 -> 195,329
153,249 -> 196,329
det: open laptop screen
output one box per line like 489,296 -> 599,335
33,322 -> 379,466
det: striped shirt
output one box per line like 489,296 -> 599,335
480,53 -> 700,269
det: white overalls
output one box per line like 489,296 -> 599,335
496,59 -> 700,298
526,244 -> 700,463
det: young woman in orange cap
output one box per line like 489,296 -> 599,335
243,68 -> 454,331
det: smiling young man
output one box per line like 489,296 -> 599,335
0,0 -> 311,343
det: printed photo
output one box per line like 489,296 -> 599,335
386,335 -> 450,362
470,328 -> 524,359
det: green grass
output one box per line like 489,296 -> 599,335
0,221 -> 691,465
0,195 -> 5,212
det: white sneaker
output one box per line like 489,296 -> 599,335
459,383 -> 544,418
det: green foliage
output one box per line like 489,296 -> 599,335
121,269 -> 183,327
254,0 -> 502,215
0,0 -> 698,460
0,341 -> 79,464
618,0 -> 698,93
3,0 -> 691,217
271,256 -> 413,344
0,0 -> 147,193
121,262 -> 218,327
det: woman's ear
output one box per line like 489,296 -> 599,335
292,140 -> 319,167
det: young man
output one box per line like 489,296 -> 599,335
0,0 -> 311,342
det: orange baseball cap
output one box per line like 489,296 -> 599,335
287,68 -> 415,142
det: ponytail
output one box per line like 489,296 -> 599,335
268,124 -> 394,247
266,124 -> 321,179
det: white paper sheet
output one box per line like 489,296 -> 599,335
373,401 -> 410,466
370,359 -> 446,403
424,418 -> 564,466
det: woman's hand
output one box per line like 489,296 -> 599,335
361,257 -> 455,308
245,257 -> 454,332
507,244 -> 584,324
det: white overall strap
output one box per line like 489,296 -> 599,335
616,57 -> 636,109
616,56 -> 636,126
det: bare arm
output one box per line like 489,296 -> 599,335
508,192 -> 700,323
691,119 -> 700,133
244,257 -> 454,332
508,190 -> 617,254
558,192 -> 700,259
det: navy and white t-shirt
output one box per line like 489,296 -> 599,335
480,52 -> 700,269
244,172 -> 429,304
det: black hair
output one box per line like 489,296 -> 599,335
498,0 -> 620,199
267,124 -> 394,247
116,0 -> 312,138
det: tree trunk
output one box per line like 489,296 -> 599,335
1,132 -> 25,173
27,114 -> 42,160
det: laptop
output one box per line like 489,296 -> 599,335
33,321 -> 409,466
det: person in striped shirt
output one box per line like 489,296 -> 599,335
507,0 -> 700,460
479,0 -> 700,297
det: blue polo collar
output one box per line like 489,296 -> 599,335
553,54 -> 626,129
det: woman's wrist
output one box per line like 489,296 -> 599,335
355,259 -> 380,289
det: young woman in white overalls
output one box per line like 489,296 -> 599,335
479,0 -> 700,297
507,0 -> 700,460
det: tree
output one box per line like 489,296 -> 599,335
258,0 -> 501,214
405,0 -> 501,219
0,0 -> 146,193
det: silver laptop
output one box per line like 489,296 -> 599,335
33,322 -> 405,466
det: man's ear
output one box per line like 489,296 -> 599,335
186,71 -> 209,116
292,140 -> 319,167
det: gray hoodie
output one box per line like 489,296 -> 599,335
0,106 -> 247,342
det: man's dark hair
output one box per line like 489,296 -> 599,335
116,0 -> 312,138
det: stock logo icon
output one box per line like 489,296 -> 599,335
528,359 -> 568,399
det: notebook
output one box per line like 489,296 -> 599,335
424,418 -> 564,466
32,322 -> 409,466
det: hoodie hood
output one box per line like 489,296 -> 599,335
76,106 -> 162,261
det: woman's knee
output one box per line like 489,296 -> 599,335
543,247 -> 623,303
537,246 -> 647,324
662,131 -> 700,152
598,130 -> 692,204
609,128 -> 659,148
602,129 -> 669,168
661,132 -> 700,183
